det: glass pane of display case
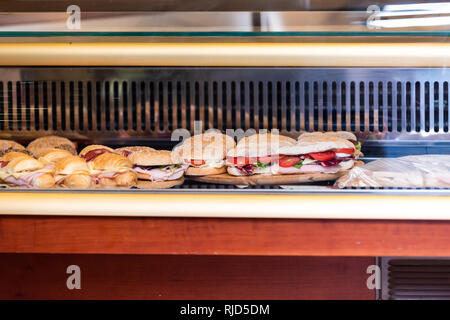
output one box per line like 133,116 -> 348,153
0,0 -> 449,36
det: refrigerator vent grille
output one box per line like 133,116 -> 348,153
0,67 -> 448,142
383,258 -> 450,300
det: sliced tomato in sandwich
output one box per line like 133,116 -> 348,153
279,156 -> 301,168
227,156 -> 263,165
309,151 -> 336,162
190,159 -> 206,166
335,148 -> 355,154
0,161 -> 8,168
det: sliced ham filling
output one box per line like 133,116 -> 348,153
4,171 -> 45,188
90,170 -> 130,184
81,149 -> 113,162
133,164 -> 188,182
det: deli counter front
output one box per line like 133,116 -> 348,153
0,0 -> 450,301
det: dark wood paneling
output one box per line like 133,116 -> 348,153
0,216 -> 450,256
0,254 -> 375,300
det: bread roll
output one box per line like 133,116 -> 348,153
90,153 -> 136,187
33,173 -> 56,188
137,177 -> 184,189
128,150 -> 177,166
114,170 -> 137,187
173,132 -> 236,162
1,152 -> 43,172
91,153 -> 133,171
62,174 -> 91,189
27,136 -> 76,157
0,140 -> 26,156
279,136 -> 355,155
115,146 -> 155,157
39,148 -> 74,164
227,133 -> 296,158
79,145 -> 114,157
185,166 -> 226,176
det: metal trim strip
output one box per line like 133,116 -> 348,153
0,192 -> 449,219
0,42 -> 448,67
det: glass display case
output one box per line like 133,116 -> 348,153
1,0 -> 450,302
0,1 -> 449,214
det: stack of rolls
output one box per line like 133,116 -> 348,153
0,151 -> 55,188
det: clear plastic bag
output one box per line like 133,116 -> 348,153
335,155 -> 450,188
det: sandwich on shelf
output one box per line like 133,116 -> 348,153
54,155 -> 92,189
172,132 -> 236,176
226,133 -> 296,176
0,151 -> 55,188
128,149 -> 188,189
88,152 -> 137,188
27,135 -> 77,158
277,135 -> 360,174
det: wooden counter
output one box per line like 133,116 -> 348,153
1,215 -> 449,256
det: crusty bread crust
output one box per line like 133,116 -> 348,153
115,170 -> 137,187
297,132 -> 324,140
55,155 -> 89,175
173,132 -> 236,162
115,146 -> 155,156
40,148 -> 74,164
130,150 -> 177,166
79,145 -> 114,157
227,133 -> 296,158
137,177 -> 184,189
324,131 -> 357,142
1,152 -> 43,172
299,131 -> 357,142
34,173 -> 55,188
280,136 -> 354,155
91,153 -> 133,171
27,136 -> 76,158
0,140 -> 25,152
186,166 -> 226,176
96,171 -> 137,188
61,174 -> 91,189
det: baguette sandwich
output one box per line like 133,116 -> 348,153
226,133 -> 296,176
0,151 -> 55,188
173,132 -> 236,176
277,135 -> 359,174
